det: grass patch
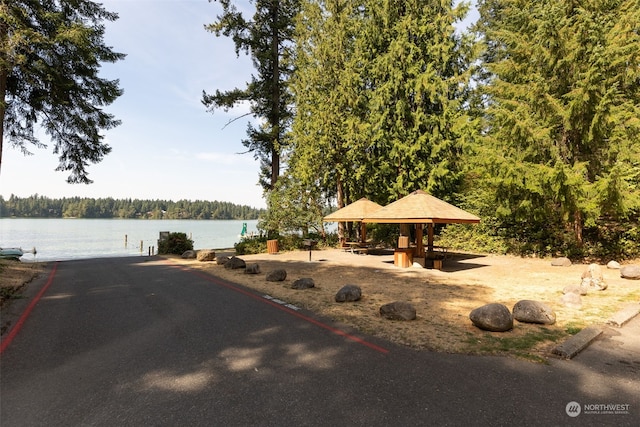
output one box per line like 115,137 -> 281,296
564,322 -> 583,335
618,290 -> 640,303
465,327 -> 566,361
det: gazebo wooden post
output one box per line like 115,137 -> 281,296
415,224 -> 424,257
427,223 -> 435,258
360,222 -> 367,243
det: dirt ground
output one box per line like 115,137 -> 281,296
175,248 -> 640,361
0,260 -> 47,305
2,250 -> 638,361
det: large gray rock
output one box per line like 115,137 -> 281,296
380,301 -> 416,321
291,278 -> 315,289
335,285 -> 362,302
563,284 -> 587,296
181,250 -> 197,259
581,263 -> 607,290
560,292 -> 582,309
551,257 -> 572,267
620,265 -> 640,280
469,303 -> 513,332
197,249 -> 216,262
512,300 -> 556,325
266,269 -> 287,282
216,256 -> 230,265
245,263 -> 261,274
607,260 -> 621,269
224,256 -> 246,270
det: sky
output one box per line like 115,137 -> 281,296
0,0 -> 478,210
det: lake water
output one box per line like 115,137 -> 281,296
0,218 -> 259,262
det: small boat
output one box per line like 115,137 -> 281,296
0,247 -> 37,260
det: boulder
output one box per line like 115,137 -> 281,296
291,278 -> 315,290
335,285 -> 362,302
469,303 -> 513,332
380,301 -> 416,321
224,256 -> 246,270
266,269 -> 287,282
216,256 -> 230,265
620,265 -> 640,280
563,284 -> 587,296
512,300 -> 556,325
197,249 -> 216,262
581,263 -> 607,290
607,260 -> 621,269
245,263 -> 261,274
560,292 -> 582,309
551,257 -> 572,267
181,250 -> 197,259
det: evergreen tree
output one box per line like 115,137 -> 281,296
287,0 -> 474,239
475,0 -> 640,252
290,0 -> 474,203
259,174 -> 326,237
290,0 -> 365,212
0,195 -> 264,219
0,0 -> 124,183
203,0 -> 300,191
360,0 -> 473,203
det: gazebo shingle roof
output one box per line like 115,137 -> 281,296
323,198 -> 384,222
362,190 -> 480,224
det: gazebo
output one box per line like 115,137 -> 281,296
363,190 -> 480,264
323,197 -> 384,244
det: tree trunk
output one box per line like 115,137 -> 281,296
574,210 -> 583,246
269,1 -> 280,189
271,146 -> 279,190
336,174 -> 345,245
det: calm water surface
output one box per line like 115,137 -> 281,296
0,218 -> 258,261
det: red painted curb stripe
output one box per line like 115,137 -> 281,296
0,262 -> 59,355
169,262 -> 389,355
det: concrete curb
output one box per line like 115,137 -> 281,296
552,326 -> 603,359
606,302 -> 640,327
552,303 -> 640,359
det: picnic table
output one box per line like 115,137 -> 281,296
343,242 -> 370,255
426,245 -> 448,270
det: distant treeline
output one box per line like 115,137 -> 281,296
0,195 -> 263,220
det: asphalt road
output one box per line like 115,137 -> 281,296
1,256 -> 638,426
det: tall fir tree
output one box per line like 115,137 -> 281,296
202,0 -> 300,191
359,0 -> 474,203
290,0 -> 365,205
475,0 -> 640,252
0,0 -> 124,183
291,0 -> 474,205
289,0 -> 368,240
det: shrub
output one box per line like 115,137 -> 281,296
235,232 -> 340,254
235,237 -> 267,255
158,232 -> 193,255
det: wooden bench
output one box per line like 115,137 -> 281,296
426,246 -> 448,270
